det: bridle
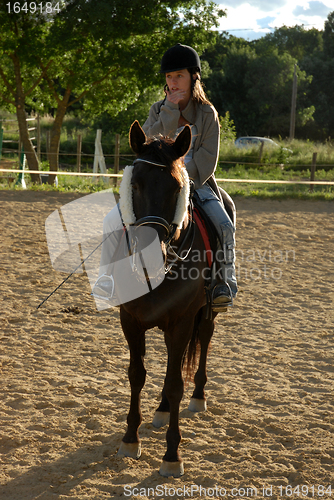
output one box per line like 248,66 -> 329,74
133,215 -> 178,246
122,158 -> 195,273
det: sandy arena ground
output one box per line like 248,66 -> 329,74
0,190 -> 333,500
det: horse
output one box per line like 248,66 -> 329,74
116,120 -> 235,477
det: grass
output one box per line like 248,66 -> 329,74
217,182 -> 334,200
0,174 -> 118,193
216,139 -> 334,200
1,170 -> 333,200
219,138 -> 334,171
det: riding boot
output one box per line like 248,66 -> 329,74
210,237 -> 237,311
194,184 -> 237,312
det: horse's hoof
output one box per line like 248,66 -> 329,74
117,441 -> 141,459
152,411 -> 170,428
159,460 -> 184,478
188,398 -> 207,412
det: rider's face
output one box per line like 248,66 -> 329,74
165,69 -> 192,97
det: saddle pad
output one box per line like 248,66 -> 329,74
193,208 -> 213,268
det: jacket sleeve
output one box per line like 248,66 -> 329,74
142,99 -> 180,138
185,106 -> 220,190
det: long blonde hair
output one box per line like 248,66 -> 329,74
189,69 -> 212,106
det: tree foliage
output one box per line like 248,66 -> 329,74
323,11 -> 334,58
0,0 -> 224,178
203,15 -> 334,140
1,3 -> 334,175
254,25 -> 323,60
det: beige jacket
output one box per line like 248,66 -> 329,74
142,97 -> 220,191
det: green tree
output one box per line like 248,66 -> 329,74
202,33 -> 249,70
0,2 -> 58,182
299,11 -> 334,138
246,51 -> 313,137
204,45 -> 258,135
0,0 -> 225,181
203,35 -> 314,137
254,25 -> 323,61
323,11 -> 334,58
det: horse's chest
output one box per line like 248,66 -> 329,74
122,275 -> 205,331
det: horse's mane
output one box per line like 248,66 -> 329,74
140,136 -> 185,187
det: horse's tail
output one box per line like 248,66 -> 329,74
183,309 -> 203,385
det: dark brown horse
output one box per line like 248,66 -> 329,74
117,121 -> 233,477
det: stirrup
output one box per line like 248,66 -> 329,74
211,282 -> 233,312
92,273 -> 115,301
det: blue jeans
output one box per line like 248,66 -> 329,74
195,184 -> 237,298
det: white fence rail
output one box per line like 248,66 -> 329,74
0,168 -> 334,185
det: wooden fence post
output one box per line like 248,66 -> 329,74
93,129 -> 107,183
37,114 -> 41,162
289,64 -> 298,141
77,134 -> 82,173
46,130 -> 50,164
0,125 -> 3,161
310,152 -> 317,192
258,141 -> 264,165
114,134 -> 120,187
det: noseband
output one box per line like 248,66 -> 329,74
133,215 -> 178,246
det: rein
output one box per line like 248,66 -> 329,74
164,201 -> 195,272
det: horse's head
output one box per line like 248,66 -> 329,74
120,121 -> 192,246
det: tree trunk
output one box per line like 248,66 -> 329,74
12,52 -> 41,184
47,88 -> 71,184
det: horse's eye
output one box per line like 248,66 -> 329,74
132,183 -> 138,191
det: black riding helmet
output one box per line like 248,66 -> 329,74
160,43 -> 201,74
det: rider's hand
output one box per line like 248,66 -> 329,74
165,89 -> 187,106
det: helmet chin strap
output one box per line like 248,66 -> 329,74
119,162 -> 190,230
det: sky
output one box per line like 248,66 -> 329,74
215,0 -> 334,40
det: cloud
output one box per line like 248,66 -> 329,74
232,29 -> 272,40
216,0 -> 286,7
293,1 -> 332,17
257,16 -> 277,28
216,0 -> 334,40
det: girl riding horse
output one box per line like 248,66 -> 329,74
93,43 -> 237,309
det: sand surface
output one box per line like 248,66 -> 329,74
0,190 -> 333,500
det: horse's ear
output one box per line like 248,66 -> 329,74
129,120 -> 146,154
173,124 -> 191,159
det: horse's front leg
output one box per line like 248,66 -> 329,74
117,308 -> 146,459
159,321 -> 193,478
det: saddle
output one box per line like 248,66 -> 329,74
192,190 -> 232,317
192,192 -> 219,269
